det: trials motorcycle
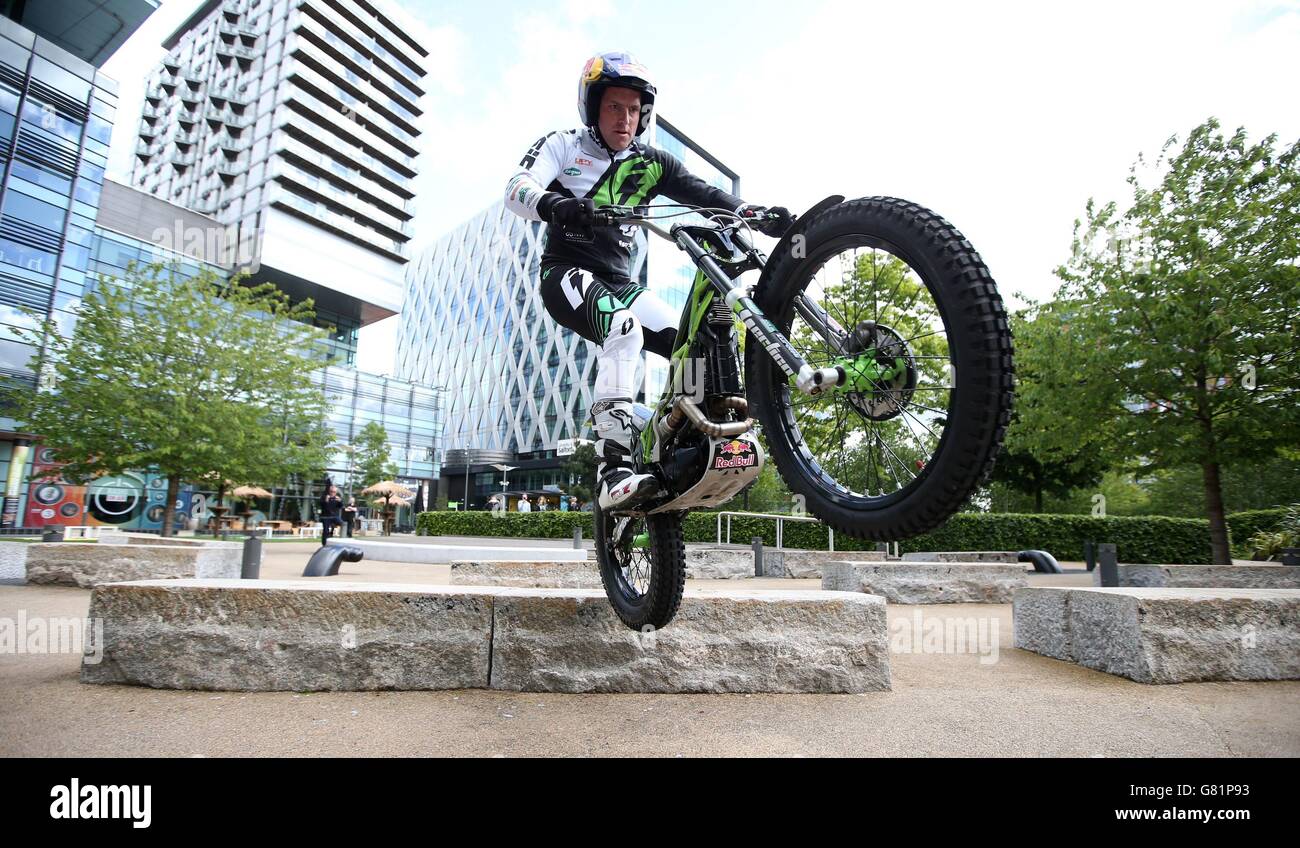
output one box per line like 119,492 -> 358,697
590,196 -> 1014,630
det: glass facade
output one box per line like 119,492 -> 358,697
0,19 -> 118,417
396,118 -> 739,502
314,364 -> 443,490
0,18 -> 122,526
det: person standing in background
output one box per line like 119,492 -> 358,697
319,485 -> 343,546
343,497 -> 358,537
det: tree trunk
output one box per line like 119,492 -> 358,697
161,475 -> 181,537
1193,370 -> 1231,565
1202,460 -> 1232,564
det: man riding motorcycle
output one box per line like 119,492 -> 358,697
504,50 -> 793,510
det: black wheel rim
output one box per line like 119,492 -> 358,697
601,512 -> 652,602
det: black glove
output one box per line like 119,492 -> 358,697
539,195 -> 595,242
739,204 -> 795,238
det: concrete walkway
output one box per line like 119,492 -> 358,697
3,543 -> 1297,756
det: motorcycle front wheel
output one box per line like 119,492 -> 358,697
745,196 -> 1014,540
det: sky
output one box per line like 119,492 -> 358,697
102,0 -> 1300,377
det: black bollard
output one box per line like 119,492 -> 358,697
1084,540 -> 1096,572
1098,543 -> 1119,587
752,536 -> 764,577
241,532 -> 262,579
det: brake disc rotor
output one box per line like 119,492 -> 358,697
843,322 -> 918,421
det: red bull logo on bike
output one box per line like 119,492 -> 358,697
713,439 -> 756,470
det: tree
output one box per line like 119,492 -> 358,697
1141,449 -> 1300,518
1053,118 -> 1300,562
561,442 -> 597,503
3,262 -> 335,536
354,421 -> 398,489
990,308 -> 1112,511
989,431 -> 1107,512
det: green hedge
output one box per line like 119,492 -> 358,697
417,509 -> 1236,563
416,510 -> 593,539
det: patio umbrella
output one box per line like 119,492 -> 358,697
361,481 -> 414,535
361,480 -> 413,502
231,485 -> 274,499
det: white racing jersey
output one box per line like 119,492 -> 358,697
505,127 -> 743,281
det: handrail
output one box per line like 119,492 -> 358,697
714,510 -> 833,551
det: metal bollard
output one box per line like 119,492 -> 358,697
1098,543 -> 1119,587
573,525 -> 583,549
241,532 -> 262,579
752,536 -> 764,577
1084,540 -> 1096,572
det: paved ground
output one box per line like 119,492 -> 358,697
2,543 -> 1296,757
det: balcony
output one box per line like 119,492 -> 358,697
141,104 -> 163,119
214,132 -> 245,154
288,54 -> 418,155
293,12 -> 422,120
171,152 -> 196,168
274,129 -> 411,215
269,183 -> 407,262
206,107 -> 252,129
203,105 -> 250,128
272,158 -> 412,238
274,111 -> 412,196
303,1 -> 424,99
282,86 -> 417,176
138,122 -> 158,138
174,129 -> 199,145
291,31 -> 421,132
135,140 -> 152,157
216,41 -> 259,62
324,0 -> 425,86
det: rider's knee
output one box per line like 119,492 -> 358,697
602,310 -> 641,359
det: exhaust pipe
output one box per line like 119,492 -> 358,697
655,396 -> 753,441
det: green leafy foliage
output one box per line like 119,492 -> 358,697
1047,118 -> 1300,562
2,262 -> 333,535
559,442 -> 597,503
354,421 -> 398,488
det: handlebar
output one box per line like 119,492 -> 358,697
591,204 -> 788,240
